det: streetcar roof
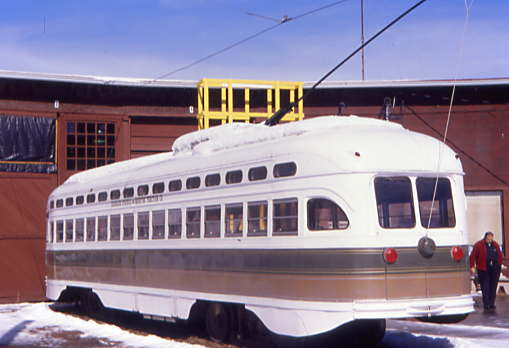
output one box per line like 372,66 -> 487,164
51,115 -> 462,197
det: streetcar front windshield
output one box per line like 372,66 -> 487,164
416,177 -> 455,228
375,177 -> 415,229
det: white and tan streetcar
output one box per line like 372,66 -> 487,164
46,115 -> 473,344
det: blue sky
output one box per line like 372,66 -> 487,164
0,0 -> 507,81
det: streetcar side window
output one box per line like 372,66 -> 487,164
205,205 -> 221,238
110,214 -> 121,240
152,210 -> 165,239
98,192 -> 108,202
87,194 -> 96,204
186,207 -> 201,238
137,212 -> 149,240
123,187 -> 134,198
375,177 -> 415,229
153,182 -> 165,194
274,162 -> 297,178
225,203 -> 243,237
75,218 -> 84,242
205,173 -> 221,187
186,177 -> 201,190
273,198 -> 298,235
110,190 -> 121,200
56,220 -> 64,242
168,208 -> 182,239
98,216 -> 108,241
48,221 -> 54,243
248,201 -> 268,236
138,185 -> 149,197
65,219 -> 73,242
169,180 -> 182,192
417,177 -> 456,228
226,170 -> 242,184
123,213 -> 134,240
249,166 -> 267,181
86,217 -> 96,241
307,198 -> 349,231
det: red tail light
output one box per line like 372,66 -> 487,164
383,248 -> 398,264
451,246 -> 464,262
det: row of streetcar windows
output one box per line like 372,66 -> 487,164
47,197 -> 350,243
49,162 -> 297,209
375,176 -> 456,229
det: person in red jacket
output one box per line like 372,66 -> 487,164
470,232 -> 504,312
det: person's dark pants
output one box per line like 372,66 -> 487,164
478,266 -> 501,309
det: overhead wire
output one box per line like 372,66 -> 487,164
425,0 -> 475,231
150,0 -> 352,82
266,0 -> 430,126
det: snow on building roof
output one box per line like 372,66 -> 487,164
0,69 -> 507,89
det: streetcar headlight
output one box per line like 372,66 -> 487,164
451,246 -> 464,262
383,248 -> 398,264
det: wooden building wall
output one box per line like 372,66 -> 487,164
0,77 -> 508,303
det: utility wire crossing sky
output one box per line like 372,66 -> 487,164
0,0 -> 507,81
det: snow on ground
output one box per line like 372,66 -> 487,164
385,319 -> 509,348
2,302 -> 509,348
0,302 -> 204,348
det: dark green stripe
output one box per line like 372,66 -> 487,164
47,246 -> 468,275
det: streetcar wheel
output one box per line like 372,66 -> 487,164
205,302 -> 231,343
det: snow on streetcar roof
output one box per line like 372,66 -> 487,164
50,115 -> 462,199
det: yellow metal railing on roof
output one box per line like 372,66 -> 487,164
197,78 -> 304,129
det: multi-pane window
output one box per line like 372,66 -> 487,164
225,203 -> 243,237
75,218 -> 84,242
152,210 -> 165,239
274,162 -> 297,178
205,205 -> 221,238
65,219 -> 73,242
273,198 -> 298,235
56,220 -> 64,242
138,212 -> 149,240
248,201 -> 268,236
417,177 -> 456,228
98,216 -> 108,241
66,121 -> 115,170
226,170 -> 242,184
168,209 -> 182,238
186,207 -> 201,238
248,166 -> 267,181
86,217 -> 96,241
66,121 -> 116,170
375,177 -> 415,229
110,215 -> 121,240
205,174 -> 221,187
123,213 -> 134,240
307,198 -> 349,231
